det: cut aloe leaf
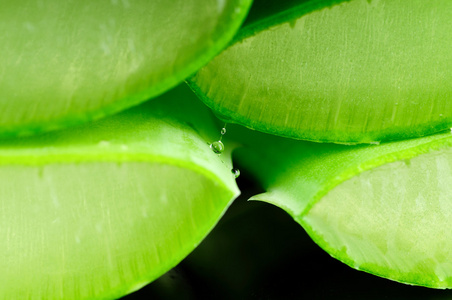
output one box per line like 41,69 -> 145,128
190,0 -> 452,144
232,125 -> 452,288
0,0 -> 251,137
0,84 -> 239,299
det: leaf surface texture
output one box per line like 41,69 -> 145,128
191,0 -> 452,143
0,0 -> 251,137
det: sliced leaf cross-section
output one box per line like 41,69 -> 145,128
191,0 -> 452,143
233,125 -> 452,288
0,0 -> 252,137
0,85 -> 239,299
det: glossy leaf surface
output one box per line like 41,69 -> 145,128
0,85 -> 239,299
0,0 -> 251,137
191,0 -> 452,143
233,125 -> 452,288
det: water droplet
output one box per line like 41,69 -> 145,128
370,141 -> 380,145
220,128 -> 226,135
210,141 -> 224,154
232,168 -> 240,178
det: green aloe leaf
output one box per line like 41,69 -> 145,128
190,0 -> 452,144
0,0 -> 251,137
0,84 -> 239,299
232,125 -> 452,288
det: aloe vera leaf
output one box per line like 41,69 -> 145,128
0,0 -> 251,138
232,125 -> 452,288
0,84 -> 239,300
190,0 -> 452,144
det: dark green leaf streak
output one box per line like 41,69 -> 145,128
0,0 -> 252,137
233,125 -> 452,288
236,0 -> 350,42
190,0 -> 452,144
0,85 -> 239,299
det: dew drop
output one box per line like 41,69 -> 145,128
220,127 -> 227,135
210,141 -> 224,154
232,168 -> 240,178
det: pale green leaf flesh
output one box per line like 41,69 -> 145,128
190,0 -> 452,144
233,125 -> 452,288
0,0 -> 252,137
0,85 -> 239,299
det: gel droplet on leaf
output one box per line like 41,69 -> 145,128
210,141 -> 224,154
232,168 -> 240,178
220,127 -> 227,135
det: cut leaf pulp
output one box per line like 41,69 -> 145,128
190,0 -> 452,143
232,124 -> 452,288
0,85 -> 239,299
0,0 -> 251,137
